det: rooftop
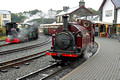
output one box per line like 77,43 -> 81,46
0,10 -> 10,15
56,6 -> 93,16
99,0 -> 120,10
112,0 -> 120,8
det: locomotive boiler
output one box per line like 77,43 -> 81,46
46,16 -> 94,61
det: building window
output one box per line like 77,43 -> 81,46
73,14 -> 77,18
60,16 -> 62,23
56,17 -> 59,23
105,10 -> 112,17
3,14 -> 7,18
118,27 -> 120,32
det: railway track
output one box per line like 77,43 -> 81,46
0,37 -> 51,55
0,43 -> 11,47
16,62 -> 60,80
16,42 -> 99,80
0,35 -> 45,47
0,40 -> 4,41
16,57 -> 84,80
0,50 -> 49,72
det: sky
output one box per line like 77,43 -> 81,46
0,0 -> 103,13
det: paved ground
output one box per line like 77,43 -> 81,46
60,37 -> 120,80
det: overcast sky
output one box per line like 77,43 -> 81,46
0,0 -> 103,13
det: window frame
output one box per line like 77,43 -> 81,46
105,10 -> 112,17
3,14 -> 7,18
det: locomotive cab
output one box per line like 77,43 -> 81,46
5,23 -> 20,43
6,22 -> 19,36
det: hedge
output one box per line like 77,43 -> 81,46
0,27 -> 6,34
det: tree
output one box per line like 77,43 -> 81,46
88,8 -> 100,15
56,10 -> 62,14
47,8 -> 57,19
11,13 -> 19,22
29,9 -> 42,15
11,13 -> 26,23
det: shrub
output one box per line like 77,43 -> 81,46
0,27 -> 6,34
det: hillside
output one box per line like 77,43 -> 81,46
11,9 -> 62,24
10,8 -> 99,24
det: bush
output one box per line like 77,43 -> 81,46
0,36 -> 6,40
0,27 -> 6,34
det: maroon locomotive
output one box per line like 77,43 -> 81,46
46,16 -> 95,61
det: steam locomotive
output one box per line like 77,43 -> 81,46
5,22 -> 38,43
46,16 -> 95,61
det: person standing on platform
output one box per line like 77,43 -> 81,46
119,33 -> 120,42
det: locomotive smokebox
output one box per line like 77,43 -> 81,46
62,16 -> 68,31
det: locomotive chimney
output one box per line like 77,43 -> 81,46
62,15 -> 68,31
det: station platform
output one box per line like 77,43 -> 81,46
60,37 -> 120,80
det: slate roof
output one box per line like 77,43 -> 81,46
99,0 -> 120,10
0,10 -> 10,15
112,0 -> 120,8
57,6 -> 79,16
56,6 -> 94,16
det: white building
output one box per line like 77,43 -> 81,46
0,10 -> 11,27
99,0 -> 120,34
99,0 -> 120,24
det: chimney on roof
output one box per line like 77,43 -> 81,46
79,0 -> 85,7
63,6 -> 69,12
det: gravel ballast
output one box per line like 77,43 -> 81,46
0,41 -> 54,80
0,35 -> 48,52
0,38 -> 51,63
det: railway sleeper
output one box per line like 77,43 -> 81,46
12,66 -> 20,69
0,69 -> 8,72
23,62 -> 30,65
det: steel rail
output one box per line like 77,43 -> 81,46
16,42 -> 99,80
0,50 -> 50,72
0,43 -> 12,47
0,40 -> 4,41
0,37 -> 51,55
0,35 -> 45,47
42,41 -> 100,80
16,63 -> 58,80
